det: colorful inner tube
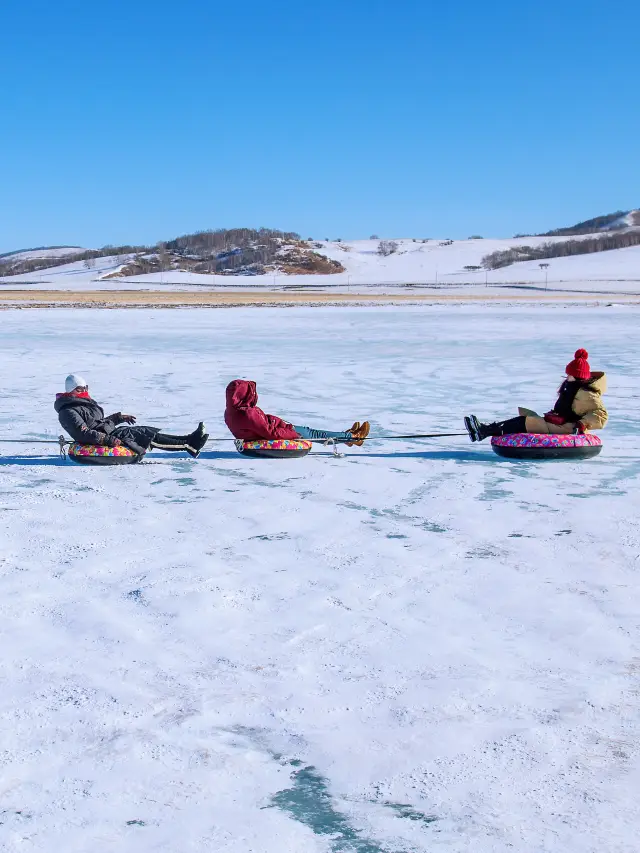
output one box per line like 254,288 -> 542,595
491,432 -> 602,460
68,442 -> 140,465
235,438 -> 313,459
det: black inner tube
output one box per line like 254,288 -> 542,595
238,447 -> 311,459
492,443 -> 602,461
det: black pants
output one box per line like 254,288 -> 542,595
490,415 -> 527,436
112,425 -> 160,455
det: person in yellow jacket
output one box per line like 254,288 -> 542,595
465,348 -> 608,442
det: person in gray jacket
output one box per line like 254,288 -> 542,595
55,374 -> 209,458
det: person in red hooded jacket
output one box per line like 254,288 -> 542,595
464,349 -> 608,442
224,379 -> 370,446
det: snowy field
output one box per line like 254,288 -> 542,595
1,305 -> 639,852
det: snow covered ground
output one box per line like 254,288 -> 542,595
1,305 -> 639,852
2,237 -> 640,295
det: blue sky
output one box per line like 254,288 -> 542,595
1,0 -> 638,251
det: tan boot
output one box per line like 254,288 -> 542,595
346,421 -> 370,447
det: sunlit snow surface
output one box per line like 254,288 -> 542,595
0,306 -> 639,853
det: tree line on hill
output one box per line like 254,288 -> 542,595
542,210 -> 637,237
482,229 -> 640,270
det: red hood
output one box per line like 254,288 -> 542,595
226,379 -> 258,410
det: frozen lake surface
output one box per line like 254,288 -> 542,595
1,305 -> 639,852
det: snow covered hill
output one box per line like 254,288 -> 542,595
544,209 -> 640,235
1,217 -> 640,296
0,246 -> 87,262
2,235 -> 639,294
312,237 -> 640,290
605,209 -> 640,229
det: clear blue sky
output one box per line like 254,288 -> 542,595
1,0 -> 638,251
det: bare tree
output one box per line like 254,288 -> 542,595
157,242 -> 170,271
378,240 -> 399,257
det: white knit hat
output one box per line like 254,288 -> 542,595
65,374 -> 88,392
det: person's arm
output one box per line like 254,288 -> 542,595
245,408 -> 300,440
264,414 -> 301,440
105,412 -> 124,425
577,406 -> 608,430
573,392 -> 608,430
58,408 -> 112,445
105,412 -> 137,425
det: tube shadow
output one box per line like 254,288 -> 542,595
352,449 -> 491,462
0,455 -> 67,467
195,450 -> 243,460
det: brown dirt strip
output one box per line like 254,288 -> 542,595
0,290 -> 639,308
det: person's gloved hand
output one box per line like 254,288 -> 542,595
121,414 -> 137,424
104,436 -> 122,447
574,421 -> 587,434
544,411 -> 566,426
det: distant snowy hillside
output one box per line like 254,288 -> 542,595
2,235 -> 639,294
0,229 -> 341,279
0,246 -> 87,261
544,209 -> 640,236
607,209 -> 640,229
311,235 -> 640,285
0,253 -> 136,284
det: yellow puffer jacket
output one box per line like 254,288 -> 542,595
571,372 -> 608,429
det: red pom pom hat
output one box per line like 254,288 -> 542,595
566,348 -> 591,380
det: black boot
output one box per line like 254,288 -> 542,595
151,424 -> 209,458
186,429 -> 209,458
465,415 -> 526,442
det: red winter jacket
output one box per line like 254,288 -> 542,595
224,380 -> 300,440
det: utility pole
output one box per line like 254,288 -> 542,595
539,263 -> 550,290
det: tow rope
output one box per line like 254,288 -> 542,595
0,436 -> 70,457
0,432 -> 468,462
202,433 -> 469,443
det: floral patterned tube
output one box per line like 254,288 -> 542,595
491,432 -> 602,460
235,439 -> 312,459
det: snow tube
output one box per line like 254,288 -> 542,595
491,433 -> 602,460
235,438 -> 312,459
68,442 -> 140,465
